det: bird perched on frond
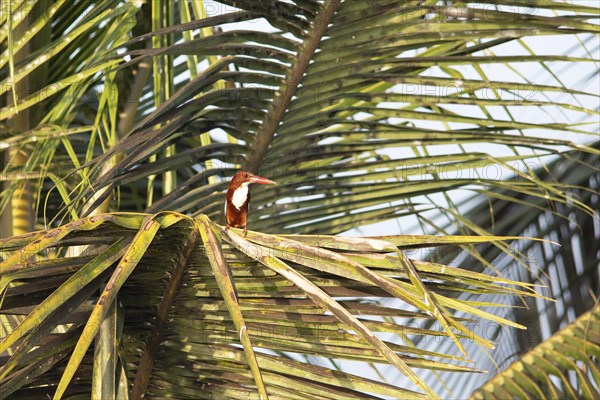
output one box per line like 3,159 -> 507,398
225,171 -> 275,236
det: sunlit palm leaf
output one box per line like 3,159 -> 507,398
470,302 -> 600,399
0,212 -> 542,398
42,0 -> 596,235
404,144 -> 600,397
1,1 -> 598,399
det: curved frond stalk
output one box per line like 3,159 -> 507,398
91,300 -> 120,400
224,227 -> 439,398
197,216 -> 269,399
246,0 -> 341,172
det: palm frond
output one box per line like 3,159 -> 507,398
0,213 -> 545,399
470,302 -> 600,399
402,144 -> 600,397
16,0 -> 591,234
1,1 -> 598,398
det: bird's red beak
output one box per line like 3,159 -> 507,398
250,175 -> 276,185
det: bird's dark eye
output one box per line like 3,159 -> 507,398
244,173 -> 249,178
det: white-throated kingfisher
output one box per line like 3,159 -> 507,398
225,171 -> 275,236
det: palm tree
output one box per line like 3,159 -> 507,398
1,1 -> 598,399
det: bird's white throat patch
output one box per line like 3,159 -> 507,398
231,182 -> 250,210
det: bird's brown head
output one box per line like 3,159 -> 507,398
228,171 -> 276,190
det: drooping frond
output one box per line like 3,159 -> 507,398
0,213 -> 546,399
388,145 -> 600,396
